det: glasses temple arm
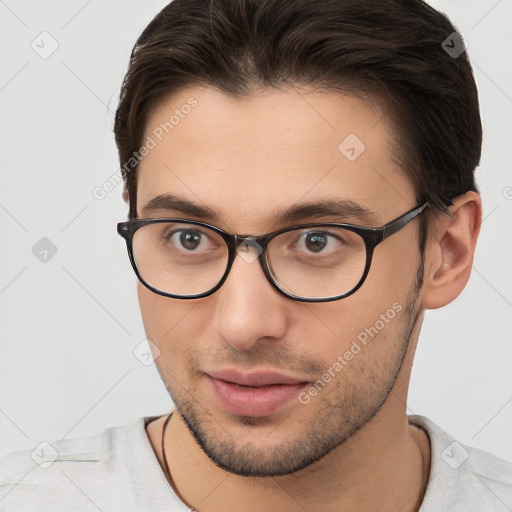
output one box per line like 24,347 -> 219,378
381,203 -> 429,240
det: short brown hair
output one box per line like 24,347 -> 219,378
113,0 -> 482,249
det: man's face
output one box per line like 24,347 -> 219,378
135,85 -> 424,476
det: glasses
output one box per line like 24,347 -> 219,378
117,202 -> 429,303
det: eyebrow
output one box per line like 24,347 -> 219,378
140,193 -> 378,227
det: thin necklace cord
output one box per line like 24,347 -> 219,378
161,413 -> 196,512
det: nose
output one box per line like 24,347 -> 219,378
210,244 -> 287,351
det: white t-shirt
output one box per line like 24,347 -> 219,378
1,414 -> 511,511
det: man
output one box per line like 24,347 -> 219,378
1,0 -> 511,510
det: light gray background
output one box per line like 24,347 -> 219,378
1,0 -> 511,463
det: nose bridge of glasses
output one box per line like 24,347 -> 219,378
233,234 -> 266,265
219,234 -> 276,296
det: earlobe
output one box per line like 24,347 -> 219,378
421,191 -> 482,310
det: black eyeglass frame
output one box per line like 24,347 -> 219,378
117,202 -> 429,303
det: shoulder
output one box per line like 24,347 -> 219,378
410,415 -> 512,511
0,417 -> 149,511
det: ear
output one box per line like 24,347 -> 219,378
122,185 -> 129,203
420,191 -> 482,310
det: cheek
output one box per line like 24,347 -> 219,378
138,284 -> 190,349
364,236 -> 421,304
137,283 -> 213,369
137,283 -> 167,340
292,251 -> 419,370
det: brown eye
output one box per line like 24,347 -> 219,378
293,230 -> 344,255
162,228 -> 215,254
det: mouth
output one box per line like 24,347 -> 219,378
205,369 -> 310,417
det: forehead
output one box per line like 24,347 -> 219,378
136,85 -> 415,229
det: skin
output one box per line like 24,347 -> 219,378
132,85 -> 482,512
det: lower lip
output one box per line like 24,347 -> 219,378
207,376 -> 307,417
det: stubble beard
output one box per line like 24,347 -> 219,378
158,262 -> 424,477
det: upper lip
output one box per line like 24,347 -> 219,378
206,369 -> 308,387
